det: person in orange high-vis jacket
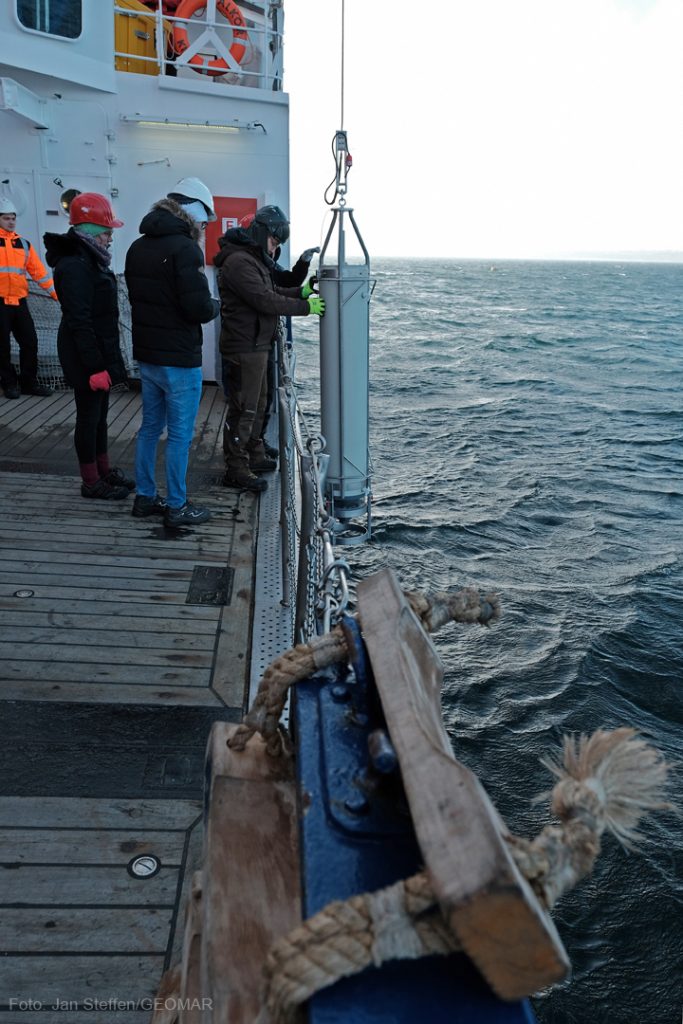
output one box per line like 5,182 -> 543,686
0,196 -> 57,398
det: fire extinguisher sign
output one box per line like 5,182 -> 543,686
205,196 -> 257,264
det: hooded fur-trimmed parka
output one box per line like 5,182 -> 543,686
124,198 -> 219,368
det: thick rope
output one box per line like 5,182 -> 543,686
507,727 -> 671,909
262,728 -> 670,1021
404,587 -> 500,632
228,587 -> 499,756
262,872 -> 454,1024
228,627 -> 348,754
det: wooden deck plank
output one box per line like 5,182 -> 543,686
0,583 -> 216,606
0,535 -> 232,560
0,955 -> 164,1003
2,829 -> 189,865
0,552 -> 228,573
0,866 -> 179,904
0,491 -> 236,514
0,572 -> 192,596
0,504 -> 236,524
194,385 -> 226,463
1,561 -> 207,585
0,393 -> 70,443
0,643 -> 213,668
12,411 -> 77,461
0,659 -> 212,686
102,390 -> 140,437
211,564 -> 253,708
0,385 -> 225,469
0,499 -> 238,522
1,552 -> 211,578
0,534 -> 235,557
0,608 -> 219,633
1,626 -> 215,652
0,797 -> 202,830
0,397 -> 67,440
1,511 -> 232,548
0,908 -> 172,953
0,679 -> 224,705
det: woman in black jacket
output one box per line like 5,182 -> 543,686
44,193 -> 134,501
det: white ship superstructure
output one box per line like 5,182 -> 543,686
0,0 -> 289,380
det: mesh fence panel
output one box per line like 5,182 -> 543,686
14,277 -> 138,390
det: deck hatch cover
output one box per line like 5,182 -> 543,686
186,565 -> 234,605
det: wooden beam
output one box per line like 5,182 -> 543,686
357,568 -> 570,1000
199,723 -> 300,1023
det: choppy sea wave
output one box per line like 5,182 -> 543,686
295,258 -> 683,1024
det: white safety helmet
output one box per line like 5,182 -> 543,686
167,177 -> 217,222
0,196 -> 17,215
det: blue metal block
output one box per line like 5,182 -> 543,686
293,666 -> 536,1023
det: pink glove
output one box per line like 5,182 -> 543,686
89,370 -> 112,392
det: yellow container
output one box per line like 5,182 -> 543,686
115,0 -> 169,76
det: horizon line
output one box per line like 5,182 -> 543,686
366,252 -> 683,264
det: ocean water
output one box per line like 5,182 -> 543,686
295,258 -> 682,1024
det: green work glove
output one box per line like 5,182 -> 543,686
300,246 -> 320,263
307,296 -> 325,317
301,276 -> 317,299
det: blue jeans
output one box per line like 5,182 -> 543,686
135,363 -> 202,509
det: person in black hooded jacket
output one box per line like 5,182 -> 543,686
124,179 -> 220,528
44,192 -> 134,502
214,205 -> 324,493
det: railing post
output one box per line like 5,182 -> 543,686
154,0 -> 164,75
295,454 -> 315,643
277,383 -> 292,610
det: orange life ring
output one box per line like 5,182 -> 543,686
172,0 -> 248,77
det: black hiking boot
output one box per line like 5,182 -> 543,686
132,494 -> 167,518
164,502 -> 212,527
81,479 -> 129,501
104,467 -> 136,491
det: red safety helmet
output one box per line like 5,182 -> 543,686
69,192 -> 124,228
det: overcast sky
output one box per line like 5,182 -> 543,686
284,0 -> 683,260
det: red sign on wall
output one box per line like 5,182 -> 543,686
205,196 -> 258,264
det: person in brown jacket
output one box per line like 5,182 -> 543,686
215,205 -> 324,492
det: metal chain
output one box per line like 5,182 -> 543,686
279,336 -> 351,639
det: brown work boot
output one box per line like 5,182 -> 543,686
222,467 -> 268,493
249,453 -> 277,474
247,439 -> 277,474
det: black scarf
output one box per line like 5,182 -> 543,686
72,228 -> 112,268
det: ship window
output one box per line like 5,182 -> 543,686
16,0 -> 82,39
60,188 -> 81,215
